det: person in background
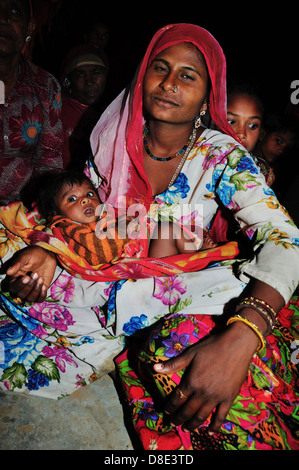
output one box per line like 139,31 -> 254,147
210,82 -> 265,244
226,85 -> 297,193
254,112 -> 296,189
0,0 -> 63,208
60,44 -> 109,170
226,82 -> 264,154
84,20 -> 110,51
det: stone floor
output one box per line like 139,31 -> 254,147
0,373 -> 137,450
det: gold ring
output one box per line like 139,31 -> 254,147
175,388 -> 188,400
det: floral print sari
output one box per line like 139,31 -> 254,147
116,302 -> 299,450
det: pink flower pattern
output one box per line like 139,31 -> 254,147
42,345 -> 78,372
202,147 -> 226,170
153,275 -> 187,305
50,273 -> 75,303
28,302 -> 75,331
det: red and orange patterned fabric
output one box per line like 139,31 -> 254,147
0,201 -> 238,282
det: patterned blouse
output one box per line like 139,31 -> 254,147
0,58 -> 63,206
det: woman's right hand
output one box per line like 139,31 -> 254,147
153,320 -> 259,433
2,247 -> 57,302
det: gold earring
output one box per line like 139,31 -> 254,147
194,110 -> 206,129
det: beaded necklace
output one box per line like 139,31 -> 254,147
167,127 -> 197,188
143,126 -> 193,162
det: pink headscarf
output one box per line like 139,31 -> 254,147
90,23 -> 239,211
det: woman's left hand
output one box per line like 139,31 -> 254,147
153,321 -> 259,432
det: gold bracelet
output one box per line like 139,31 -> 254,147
227,314 -> 266,352
236,300 -> 274,335
238,300 -> 273,326
244,297 -> 277,322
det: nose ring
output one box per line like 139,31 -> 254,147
173,85 -> 178,93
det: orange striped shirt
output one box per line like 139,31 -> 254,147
50,215 -> 127,267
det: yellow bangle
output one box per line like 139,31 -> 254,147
227,315 -> 266,352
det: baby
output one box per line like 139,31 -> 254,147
37,171 -> 216,267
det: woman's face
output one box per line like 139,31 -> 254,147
143,42 -> 208,125
69,64 -> 107,106
0,0 -> 34,57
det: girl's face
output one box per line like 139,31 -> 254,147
143,42 -> 208,126
55,180 -> 100,224
227,93 -> 263,152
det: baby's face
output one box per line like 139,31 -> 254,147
55,180 -> 101,223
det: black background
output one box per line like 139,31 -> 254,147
35,1 -> 298,113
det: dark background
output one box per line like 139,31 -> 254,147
32,1 -> 298,113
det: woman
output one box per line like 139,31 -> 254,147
1,24 -> 299,450
0,0 -> 63,207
